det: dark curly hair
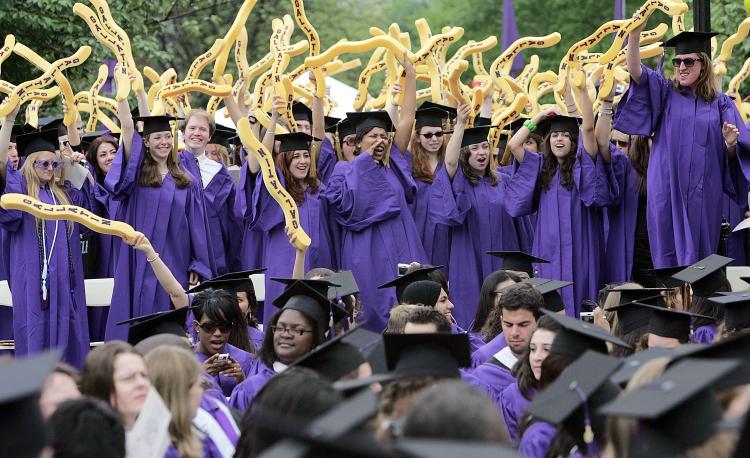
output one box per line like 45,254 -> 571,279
277,150 -> 319,204
480,283 -> 543,342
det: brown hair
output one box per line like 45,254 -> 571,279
405,306 -> 452,332
277,149 -> 319,204
540,131 -> 578,191
385,304 -> 419,334
80,341 -> 141,406
672,52 -> 716,102
180,109 -> 216,137
86,136 -> 120,184
481,283 -> 543,342
409,128 -> 446,183
459,145 -> 498,186
628,135 -> 650,194
138,133 -> 192,188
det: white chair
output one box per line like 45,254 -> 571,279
0,280 -> 11,308
726,266 -> 750,292
85,278 -> 114,347
251,273 -> 265,302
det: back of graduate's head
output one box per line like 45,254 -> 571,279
403,306 -> 452,334
192,287 -> 252,352
471,270 -> 522,333
237,367 -> 344,457
385,304 -> 420,334
258,307 -> 325,367
48,397 -> 126,458
402,380 -> 508,444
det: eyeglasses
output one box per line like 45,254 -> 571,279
343,137 -> 356,146
194,321 -> 233,333
34,160 -> 63,170
269,324 -> 314,336
610,139 -> 630,148
672,57 -> 703,68
420,131 -> 444,139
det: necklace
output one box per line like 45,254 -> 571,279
40,189 -> 59,301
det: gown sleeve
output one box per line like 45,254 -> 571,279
0,163 -> 25,232
503,149 -> 543,218
613,64 -> 671,137
428,165 -> 471,226
186,180 -> 216,280
249,167 -> 285,232
718,94 -> 750,200
232,150 -> 256,222
389,144 -> 418,204
316,137 -> 337,184
573,138 -> 620,208
104,132 -> 145,199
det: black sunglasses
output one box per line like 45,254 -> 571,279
420,131 -> 444,139
195,320 -> 233,333
672,57 -> 703,68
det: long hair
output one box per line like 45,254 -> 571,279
81,341 -> 141,407
471,270 -> 521,333
138,133 -> 191,188
277,150 -> 319,204
512,315 -> 563,400
21,151 -> 71,206
459,145 -> 498,186
192,288 -> 254,353
145,347 -> 203,458
257,308 -> 324,368
409,129 -> 446,183
628,135 -> 650,194
539,130 -> 578,191
85,136 -> 119,184
672,52 -> 716,102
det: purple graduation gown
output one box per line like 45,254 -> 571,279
519,421 -> 557,458
316,137 -> 337,185
501,382 -> 534,442
0,165 -> 89,367
248,325 -> 264,351
233,156 -> 264,273
430,166 -> 523,327
404,153 -> 451,271
691,324 -> 716,344
229,362 -> 276,412
196,395 -> 240,458
723,186 -> 748,265
103,135 -> 214,341
0,228 -> 12,341
462,359 -> 516,410
194,343 -> 258,397
323,148 -> 427,331
179,151 -> 242,274
470,332 -> 507,368
252,169 -> 335,322
504,142 -> 617,317
614,64 -> 750,267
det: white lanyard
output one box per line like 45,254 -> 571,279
41,189 -> 59,301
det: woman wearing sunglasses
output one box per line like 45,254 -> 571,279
0,105 -> 93,368
616,25 -> 750,270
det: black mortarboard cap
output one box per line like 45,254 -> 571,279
543,309 -> 631,358
116,307 -> 190,346
415,107 -> 449,130
291,101 -> 312,123
672,254 -> 732,297
41,117 -> 67,137
647,265 -> 689,288
209,126 -> 237,148
394,439 -> 520,458
378,265 -> 445,303
132,115 -> 182,137
383,332 -> 470,379
276,132 -> 318,153
187,268 -> 266,295
506,117 -> 529,134
537,115 -> 580,138
10,124 -> 33,142
671,331 -> 750,388
326,270 -> 360,300
460,125 -> 491,148
346,111 -> 394,136
418,101 -> 457,119
709,293 -> 750,330
15,129 -> 59,157
324,116 -> 341,133
402,280 -> 442,307
599,358 -> 739,457
474,116 -> 491,127
290,326 -> 367,381
80,130 -> 112,152
609,344 -> 703,386
487,251 -> 550,276
335,118 -> 355,141
526,350 -> 621,445
632,302 -> 713,341
607,287 -> 670,307
522,278 -> 572,313
664,31 -> 718,56
271,278 -> 348,333
605,302 -> 654,335
0,350 -> 60,458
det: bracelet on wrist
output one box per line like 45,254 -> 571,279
523,119 -> 537,132
147,252 -> 160,263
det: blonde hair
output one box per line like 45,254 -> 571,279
145,347 -> 203,458
21,151 -> 72,232
181,109 -> 216,137
210,144 -> 230,165
385,304 -> 419,333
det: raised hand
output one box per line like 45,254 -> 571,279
723,122 -> 740,147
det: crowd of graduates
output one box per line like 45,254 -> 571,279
5,0 -> 750,457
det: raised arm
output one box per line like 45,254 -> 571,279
626,21 -> 646,84
393,53 -> 416,154
508,106 -> 562,163
571,75 -> 598,160
445,104 -> 471,179
128,233 -> 189,308
310,71 -> 326,141
117,97 -> 135,163
224,92 -> 261,174
287,226 -> 307,279
386,82 -> 402,127
0,105 -> 20,178
595,81 -> 615,162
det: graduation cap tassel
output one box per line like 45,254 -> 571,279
571,385 -> 595,447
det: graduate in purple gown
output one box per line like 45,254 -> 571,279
233,150 -> 265,273
0,115 -> 90,368
194,394 -> 241,458
500,315 -> 561,442
430,104 -> 525,328
323,57 -> 427,331
229,278 -> 343,411
179,111 -> 243,276
104,101 -> 214,342
468,270 -> 521,366
505,79 -> 617,317
247,127 -> 335,322
406,103 -> 454,269
615,29 -> 750,268
518,420 -> 558,458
